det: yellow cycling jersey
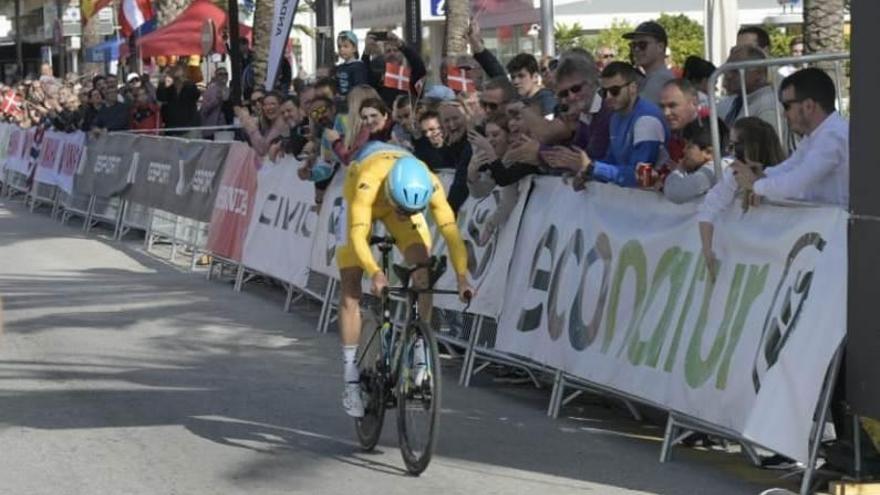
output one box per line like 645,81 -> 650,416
337,148 -> 468,277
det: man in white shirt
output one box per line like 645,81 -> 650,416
732,68 -> 848,207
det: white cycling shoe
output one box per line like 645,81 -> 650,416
343,382 -> 365,418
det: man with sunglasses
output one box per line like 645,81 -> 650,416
732,68 -> 848,207
545,62 -> 668,188
623,21 -> 675,106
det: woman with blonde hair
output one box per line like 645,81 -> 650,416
323,84 -> 382,162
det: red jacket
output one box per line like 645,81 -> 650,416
130,103 -> 161,134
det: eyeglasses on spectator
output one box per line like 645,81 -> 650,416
629,40 -> 650,52
599,83 -> 630,98
556,83 -> 585,99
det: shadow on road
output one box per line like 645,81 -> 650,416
0,200 -> 797,494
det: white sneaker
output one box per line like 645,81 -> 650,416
343,382 -> 365,418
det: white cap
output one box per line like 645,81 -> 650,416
126,73 -> 140,82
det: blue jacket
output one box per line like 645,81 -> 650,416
593,97 -> 670,187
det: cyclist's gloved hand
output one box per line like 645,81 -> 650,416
371,271 -> 389,297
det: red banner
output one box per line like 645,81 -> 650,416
205,142 -> 259,262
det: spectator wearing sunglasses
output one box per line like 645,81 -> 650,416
731,68 -> 848,207
544,62 -> 669,188
536,53 -> 611,160
623,21 -> 675,106
479,76 -> 516,122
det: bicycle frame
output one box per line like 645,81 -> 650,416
356,237 -> 459,391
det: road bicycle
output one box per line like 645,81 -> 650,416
354,235 -> 468,475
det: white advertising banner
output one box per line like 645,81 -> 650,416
241,157 -> 319,288
33,131 -> 85,194
264,0 -> 299,90
308,170 -> 347,279
0,123 -> 14,170
495,177 -> 847,463
3,127 -> 33,175
430,177 -> 530,317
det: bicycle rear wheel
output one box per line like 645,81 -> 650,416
396,321 -> 441,475
355,317 -> 386,451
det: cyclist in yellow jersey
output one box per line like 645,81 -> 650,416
337,142 -> 474,417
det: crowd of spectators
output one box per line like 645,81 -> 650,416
0,15 -> 853,472
0,21 -> 848,229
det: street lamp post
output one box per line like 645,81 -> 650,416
15,0 -> 23,78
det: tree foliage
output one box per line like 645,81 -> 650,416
579,19 -> 634,61
764,24 -> 798,58
558,15 -> 703,68
656,13 -> 704,68
554,22 -> 587,53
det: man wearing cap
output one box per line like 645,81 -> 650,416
623,21 -> 676,105
335,30 -> 369,100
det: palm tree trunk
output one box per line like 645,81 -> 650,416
444,0 -> 469,57
155,0 -> 191,28
803,0 -> 845,72
251,0 -> 273,87
82,13 -> 103,75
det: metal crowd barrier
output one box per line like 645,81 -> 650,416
707,51 -> 850,178
3,105 -> 852,495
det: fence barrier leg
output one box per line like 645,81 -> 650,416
459,316 -> 482,387
660,415 -> 678,463
234,264 -> 245,292
83,196 -> 96,233
622,399 -> 642,422
547,370 -> 563,418
800,345 -> 844,495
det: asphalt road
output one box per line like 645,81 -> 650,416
0,199 -> 802,495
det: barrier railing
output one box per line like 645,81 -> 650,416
707,52 -> 850,178
0,121 -> 853,495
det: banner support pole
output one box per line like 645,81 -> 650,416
800,343 -> 844,495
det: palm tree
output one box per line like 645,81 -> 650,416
555,22 -> 586,53
251,0 -> 314,87
445,0 -> 469,57
154,0 -> 192,27
803,0 -> 845,71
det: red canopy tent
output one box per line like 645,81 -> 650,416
132,0 -> 227,57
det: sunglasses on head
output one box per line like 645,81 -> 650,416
629,40 -> 650,51
556,83 -> 585,100
599,83 -> 630,98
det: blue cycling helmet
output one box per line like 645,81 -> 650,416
385,155 -> 434,213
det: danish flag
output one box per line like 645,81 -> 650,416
1,90 -> 23,118
384,63 -> 411,92
119,0 -> 154,37
446,66 -> 476,93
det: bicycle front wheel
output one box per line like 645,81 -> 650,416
396,321 -> 441,475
